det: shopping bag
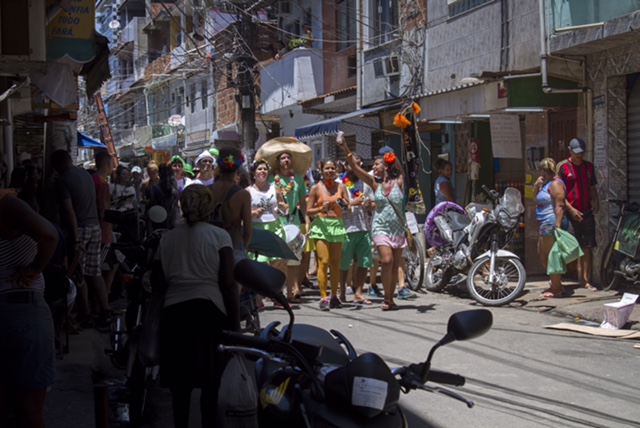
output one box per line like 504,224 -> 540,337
218,355 -> 258,428
554,228 -> 584,264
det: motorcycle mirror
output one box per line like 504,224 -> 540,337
233,259 -> 287,304
148,206 -> 168,224
447,309 -> 493,342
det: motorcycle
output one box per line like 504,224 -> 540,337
219,259 -> 493,427
424,185 -> 526,306
600,198 -> 640,290
105,205 -> 169,425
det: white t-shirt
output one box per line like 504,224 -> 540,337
248,184 -> 278,223
159,222 -> 232,314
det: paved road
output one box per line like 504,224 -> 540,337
44,280 -> 640,427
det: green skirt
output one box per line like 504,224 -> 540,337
309,217 -> 346,243
249,221 -> 287,263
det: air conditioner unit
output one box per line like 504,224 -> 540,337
276,0 -> 291,16
382,55 -> 400,77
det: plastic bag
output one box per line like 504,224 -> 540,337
218,355 -> 258,428
547,228 -> 584,275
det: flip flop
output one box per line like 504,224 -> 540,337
381,301 -> 399,311
538,291 -> 565,299
584,284 -> 598,292
352,298 -> 373,306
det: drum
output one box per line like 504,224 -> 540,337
284,224 -> 306,260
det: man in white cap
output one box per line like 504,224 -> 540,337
191,150 -> 216,186
557,137 -> 599,291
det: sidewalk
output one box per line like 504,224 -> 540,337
521,277 -> 640,330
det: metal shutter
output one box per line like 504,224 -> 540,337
628,82 -> 640,202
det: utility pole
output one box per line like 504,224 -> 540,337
237,3 -> 257,155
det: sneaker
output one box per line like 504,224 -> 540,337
330,296 -> 343,309
397,287 -> 417,300
319,298 -> 330,311
368,284 -> 384,298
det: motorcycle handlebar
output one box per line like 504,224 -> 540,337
427,370 -> 466,387
221,330 -> 270,349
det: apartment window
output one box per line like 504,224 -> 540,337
338,0 -> 356,51
190,84 -> 196,113
201,80 -> 208,109
370,0 -> 398,46
448,0 -> 493,17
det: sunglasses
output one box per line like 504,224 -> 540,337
199,159 -> 213,164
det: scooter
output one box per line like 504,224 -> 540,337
424,185 -> 526,306
219,259 -> 493,427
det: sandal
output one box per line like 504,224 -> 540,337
538,291 -> 565,299
287,296 -> 301,304
584,284 -> 598,292
381,301 -> 399,311
352,298 -> 373,306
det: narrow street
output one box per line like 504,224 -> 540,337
44,278 -> 640,427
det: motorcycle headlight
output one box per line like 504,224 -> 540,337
497,209 -> 518,228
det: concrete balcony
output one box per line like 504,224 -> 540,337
260,47 -> 324,115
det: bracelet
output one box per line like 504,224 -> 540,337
346,153 -> 352,158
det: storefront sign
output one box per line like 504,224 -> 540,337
46,0 -> 96,63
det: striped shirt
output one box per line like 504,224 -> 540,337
558,159 -> 597,212
0,235 -> 44,294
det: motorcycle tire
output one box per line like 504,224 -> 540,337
425,256 -> 452,292
403,236 -> 425,291
128,357 -> 149,426
467,256 -> 526,307
600,242 -> 622,291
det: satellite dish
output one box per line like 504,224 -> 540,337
108,20 -> 121,29
168,114 -> 183,127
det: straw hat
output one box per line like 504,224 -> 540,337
255,137 -> 312,175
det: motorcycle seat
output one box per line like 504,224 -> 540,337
278,324 -> 350,366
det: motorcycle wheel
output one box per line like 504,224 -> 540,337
403,237 -> 425,290
600,242 -> 622,291
128,357 -> 149,426
425,255 -> 452,292
467,256 -> 526,306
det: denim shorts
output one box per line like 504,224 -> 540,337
0,291 -> 55,392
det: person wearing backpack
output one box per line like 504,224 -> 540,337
209,147 -> 252,261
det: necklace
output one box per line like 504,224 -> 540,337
339,173 -> 363,199
324,179 -> 335,189
274,174 -> 294,195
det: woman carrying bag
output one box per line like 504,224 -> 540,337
337,133 -> 407,311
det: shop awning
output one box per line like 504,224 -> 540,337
77,132 -> 107,149
294,103 -> 400,140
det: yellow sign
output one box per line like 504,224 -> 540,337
47,0 -> 94,39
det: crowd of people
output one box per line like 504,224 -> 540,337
0,132 -> 601,426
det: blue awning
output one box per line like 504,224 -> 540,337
294,103 -> 401,140
77,131 -> 107,149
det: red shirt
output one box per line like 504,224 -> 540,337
557,158 -> 597,213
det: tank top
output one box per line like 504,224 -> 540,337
0,234 -> 45,294
536,178 -> 564,222
435,175 -> 454,205
372,181 -> 405,237
248,184 -> 278,223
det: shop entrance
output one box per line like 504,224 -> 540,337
548,110 -> 577,163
